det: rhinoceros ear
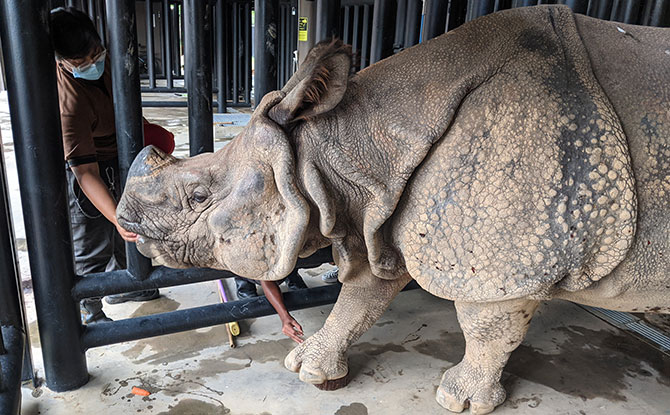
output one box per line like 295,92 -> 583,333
268,39 -> 352,125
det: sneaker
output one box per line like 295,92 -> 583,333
286,272 -> 307,291
80,303 -> 112,324
105,289 -> 160,304
235,278 -> 258,299
321,268 -> 339,284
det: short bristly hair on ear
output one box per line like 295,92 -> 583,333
268,39 -> 353,126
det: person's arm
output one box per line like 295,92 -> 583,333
71,162 -> 138,242
260,280 -> 304,343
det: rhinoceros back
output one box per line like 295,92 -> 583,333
390,6 -> 637,301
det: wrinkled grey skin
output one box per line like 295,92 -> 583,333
118,6 -> 670,414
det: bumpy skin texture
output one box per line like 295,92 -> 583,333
117,6 -> 669,414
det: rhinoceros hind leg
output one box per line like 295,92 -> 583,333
436,299 -> 539,414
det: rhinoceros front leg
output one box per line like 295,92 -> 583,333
437,299 -> 539,415
285,272 -> 412,389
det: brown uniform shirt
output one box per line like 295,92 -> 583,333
56,57 -> 117,166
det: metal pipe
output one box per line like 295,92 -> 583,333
404,0 -> 421,47
87,0 -> 95,19
352,5 -> 360,58
422,0 -> 448,40
97,0 -> 106,46
316,0 -> 341,42
184,0 -> 214,156
83,280 -> 422,350
73,248 -> 334,300
0,0 -> 88,391
142,100 -> 251,108
343,6 -> 351,44
393,0 -> 407,53
233,2 -> 239,104
446,0 -> 468,32
163,0 -> 174,88
216,0 -> 227,113
146,0 -> 156,88
360,4 -> 370,69
0,327 -> 24,415
370,0 -> 395,64
563,0 -> 589,14
171,1 -> 181,78
244,1 -> 252,104
642,0 -> 670,26
466,0 -> 496,21
107,0 -> 154,281
254,0 -> 279,106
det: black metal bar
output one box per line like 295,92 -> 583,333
74,248 -> 333,300
0,0 -> 88,391
82,280 -> 421,350
142,100 -> 252,108
343,5 -> 351,44
642,0 -> 670,26
87,0 -> 95,19
163,0 -> 174,88
393,0 -> 407,53
466,0 -> 496,21
370,0 -> 395,64
360,4 -> 370,69
171,1 -> 181,78
233,2 -> 239,104
563,0 -> 589,14
423,0 -> 448,40
279,5 -> 286,88
185,0 -> 214,156
352,5 -> 360,59
216,0 -> 227,113
146,0 -> 156,88
97,0 -> 107,46
0,327 -> 24,415
404,0 -> 421,46
255,0 -> 279,106
141,86 -> 188,93
316,0 -> 341,41
244,1 -> 252,104
107,0 -> 154,281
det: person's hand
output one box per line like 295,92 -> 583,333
281,315 -> 304,343
115,222 -> 139,243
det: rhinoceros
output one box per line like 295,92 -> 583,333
117,5 -> 670,413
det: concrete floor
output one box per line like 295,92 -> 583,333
1,92 -> 669,415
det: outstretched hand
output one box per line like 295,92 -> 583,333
281,316 -> 304,344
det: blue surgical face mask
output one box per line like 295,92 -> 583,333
72,54 -> 105,80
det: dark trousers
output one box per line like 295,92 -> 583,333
67,159 -> 125,314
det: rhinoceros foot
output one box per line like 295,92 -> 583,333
284,328 -> 349,387
436,361 -> 506,415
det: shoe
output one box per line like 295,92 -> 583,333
286,272 -> 307,291
80,299 -> 112,324
235,278 -> 258,299
105,289 -> 160,304
321,268 -> 339,284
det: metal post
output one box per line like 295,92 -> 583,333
563,0 -> 589,14
171,2 -> 182,78
97,0 -> 107,46
393,0 -> 407,53
422,0 -> 448,41
185,0 -> 214,155
343,6 -> 351,44
244,1 -> 252,104
352,5 -> 360,58
316,0 -> 341,42
0,0 -> 88,391
233,2 -> 239,104
370,0 -> 396,64
163,0 -> 174,88
404,0 -> 421,46
466,0 -> 495,21
106,0 -> 153,280
255,0 -> 279,106
216,0 -> 227,113
146,0 -> 156,88
642,0 -> 670,26
360,4 -> 370,69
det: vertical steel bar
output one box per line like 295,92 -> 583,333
184,0 -> 214,155
370,0 -> 394,64
316,0 -> 341,41
244,2 -> 252,104
423,0 -> 448,40
172,2 -> 182,78
343,6 -> 351,44
216,0 -> 227,113
146,0 -> 156,88
404,0 -> 421,46
97,0 -> 107,46
0,0 -> 88,391
163,0 -> 174,87
393,0 -> 407,53
360,4 -> 370,69
106,0 -> 154,280
87,0 -> 95,19
352,5 -> 360,58
232,2 -> 239,104
254,0 -> 279,106
563,0 -> 589,14
280,5 -> 286,88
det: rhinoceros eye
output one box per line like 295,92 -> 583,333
192,192 -> 208,204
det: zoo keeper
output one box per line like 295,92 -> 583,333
49,7 -> 166,324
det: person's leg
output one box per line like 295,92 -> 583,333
67,169 -> 113,324
285,268 -> 307,290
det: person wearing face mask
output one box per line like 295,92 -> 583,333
50,7 -> 160,324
